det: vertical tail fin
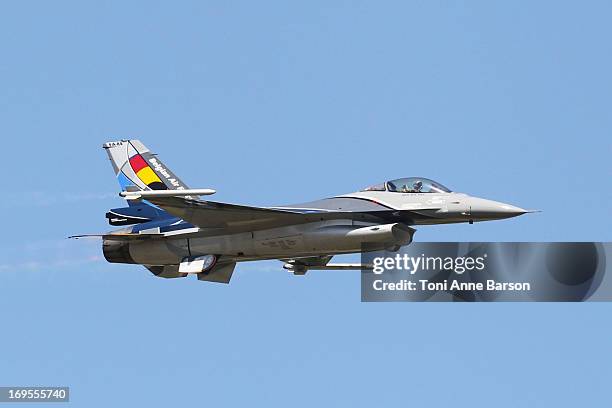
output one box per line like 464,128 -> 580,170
103,140 -> 190,192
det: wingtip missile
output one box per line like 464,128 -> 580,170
119,189 -> 217,200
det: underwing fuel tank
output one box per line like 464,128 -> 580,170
300,223 -> 415,252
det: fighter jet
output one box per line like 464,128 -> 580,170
72,140 -> 534,283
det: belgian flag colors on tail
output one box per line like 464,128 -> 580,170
103,140 -> 190,193
128,153 -> 167,190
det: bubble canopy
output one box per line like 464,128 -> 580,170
363,177 -> 452,193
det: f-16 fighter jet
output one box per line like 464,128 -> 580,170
72,140 -> 534,283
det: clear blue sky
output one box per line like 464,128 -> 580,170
1,1 -> 611,406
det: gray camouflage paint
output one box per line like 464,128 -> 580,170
91,140 -> 534,283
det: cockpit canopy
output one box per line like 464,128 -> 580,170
363,177 -> 452,193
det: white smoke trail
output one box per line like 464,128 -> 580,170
0,238 -> 104,272
1,192 -> 117,208
0,255 -> 104,272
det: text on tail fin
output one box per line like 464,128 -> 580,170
103,140 -> 190,192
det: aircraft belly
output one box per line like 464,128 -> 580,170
188,222 -> 345,258
188,232 -> 255,257
118,220 -> 415,265
188,220 -> 414,259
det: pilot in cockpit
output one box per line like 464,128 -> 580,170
412,180 -> 423,192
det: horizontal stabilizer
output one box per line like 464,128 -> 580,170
68,234 -> 105,239
69,233 -> 157,241
106,203 -> 170,226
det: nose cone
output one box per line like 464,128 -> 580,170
467,197 -> 529,221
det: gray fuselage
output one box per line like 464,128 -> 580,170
104,189 -> 528,266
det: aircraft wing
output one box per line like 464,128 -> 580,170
144,196 -> 309,232
144,196 -> 441,234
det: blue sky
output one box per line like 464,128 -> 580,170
1,1 -> 611,406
